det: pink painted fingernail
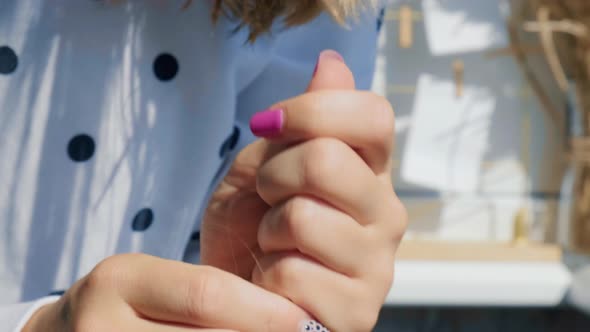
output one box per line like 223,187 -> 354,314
299,319 -> 330,332
313,49 -> 345,76
249,108 -> 284,137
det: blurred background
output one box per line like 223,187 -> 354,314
372,0 -> 590,330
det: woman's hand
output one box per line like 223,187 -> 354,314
22,254 -> 312,332
202,51 -> 407,332
251,51 -> 407,332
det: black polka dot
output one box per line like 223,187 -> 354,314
132,208 -> 154,231
153,53 -> 179,81
67,134 -> 95,162
49,290 -> 65,296
219,126 -> 240,158
190,231 -> 200,241
0,46 -> 18,75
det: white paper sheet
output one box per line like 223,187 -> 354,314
423,0 -> 509,55
401,74 -> 496,192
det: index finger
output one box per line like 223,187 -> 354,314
113,254 -> 309,332
249,90 -> 395,176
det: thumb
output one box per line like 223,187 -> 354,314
306,49 -> 356,92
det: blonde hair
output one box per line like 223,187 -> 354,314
108,0 -> 376,41
211,0 -> 378,41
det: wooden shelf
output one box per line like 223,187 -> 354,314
396,240 -> 562,262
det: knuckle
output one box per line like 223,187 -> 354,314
368,94 -> 396,143
85,253 -> 146,292
301,138 -> 345,190
272,255 -> 304,297
282,197 -> 314,247
333,283 -> 381,332
351,307 -> 380,332
86,257 -> 121,289
381,194 -> 408,243
392,198 -> 408,240
185,266 -> 222,320
377,262 -> 395,292
345,284 -> 382,332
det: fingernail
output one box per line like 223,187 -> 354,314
299,319 -> 330,332
249,108 -> 284,137
313,49 -> 344,76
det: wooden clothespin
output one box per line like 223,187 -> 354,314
387,6 -> 423,49
513,208 -> 529,246
399,6 -> 415,49
453,60 -> 464,98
